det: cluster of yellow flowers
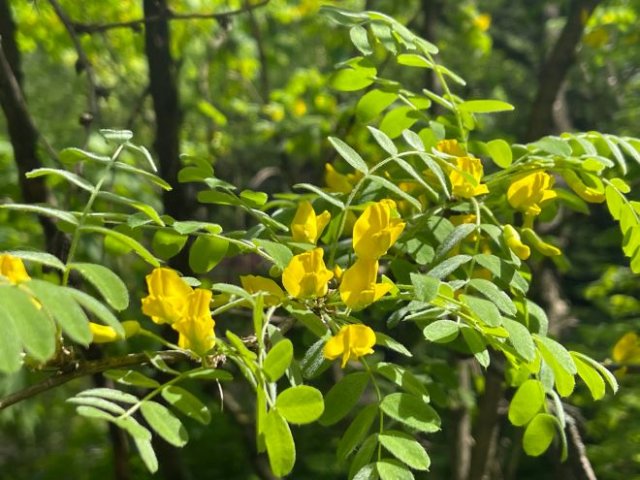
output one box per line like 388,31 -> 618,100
141,268 -> 215,355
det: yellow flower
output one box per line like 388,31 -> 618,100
473,13 -> 491,32
339,258 -> 391,310
172,288 -> 216,356
436,139 -> 466,156
503,224 -> 531,260
323,324 -> 376,368
282,248 -> 333,299
240,275 -> 285,306
449,156 -> 490,199
353,199 -> 406,260
325,164 -> 362,194
141,268 -> 193,325
612,332 -> 640,364
0,254 -> 31,284
89,320 -> 141,343
561,170 -> 605,203
507,171 -> 557,216
291,201 -> 331,244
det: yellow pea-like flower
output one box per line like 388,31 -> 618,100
612,332 -> 640,364
353,199 -> 406,260
561,170 -> 605,203
0,254 -> 31,284
503,224 -> 531,260
282,248 -> 333,299
89,320 -> 141,343
324,164 -> 362,194
520,228 -> 562,256
141,268 -> 193,325
507,171 -> 557,216
323,324 -> 376,368
291,201 -> 331,244
339,258 -> 391,310
436,138 -> 466,156
172,288 -> 216,356
449,156 -> 490,199
240,275 -> 285,306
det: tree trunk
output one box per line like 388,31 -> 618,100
525,0 -> 601,141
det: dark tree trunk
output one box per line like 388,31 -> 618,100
0,0 -> 57,252
525,0 -> 601,141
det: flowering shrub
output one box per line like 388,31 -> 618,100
1,7 -> 640,479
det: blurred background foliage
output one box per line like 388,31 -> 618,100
1,0 -> 639,479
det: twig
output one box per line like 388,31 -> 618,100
70,0 -> 270,35
47,0 -> 99,145
0,350 -> 191,411
566,415 -> 598,480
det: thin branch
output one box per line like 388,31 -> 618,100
0,350 -> 191,411
47,0 -> 99,144
70,0 -> 270,35
566,415 -> 598,480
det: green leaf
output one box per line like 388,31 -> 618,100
457,100 -> 514,113
183,368 -> 234,381
356,89 -> 398,123
337,404 -> 378,460
123,143 -> 159,173
374,362 -> 429,399
134,437 -> 158,473
376,459 -> 415,480
161,386 -> 211,425
152,229 -> 188,260
1,203 -> 78,225
76,405 -> 115,422
69,263 -> 129,311
59,147 -> 110,166
502,318 -> 535,362
571,353 -> 606,401
328,136 -> 369,174
105,369 -> 160,388
486,139 -> 512,168
330,65 -> 376,92
350,25 -> 372,55
240,189 -> 268,207
460,294 -> 502,327
172,220 -> 222,235
254,239 -> 293,270
427,254 -> 472,279
97,192 -> 164,226
0,306 -> 22,373
320,372 -> 369,426
26,168 -> 94,192
101,129 -> 133,142
276,385 -> 324,425
352,463 -> 378,480
300,336 -> 331,379
570,351 -> 618,394
461,327 -> 490,368
81,225 -> 160,266
369,174 -> 422,211
140,401 -> 188,447
264,409 -> 296,477
65,288 -> 125,338
349,435 -> 378,479
115,416 -> 152,441
78,388 -> 138,404
468,278 -> 517,316
397,53 -> 433,68
67,396 -> 126,415
368,126 -> 398,156
410,273 -> 440,302
379,106 -> 420,139
26,279 -> 92,346
0,285 -> 56,362
4,250 -> 65,271
423,320 -> 460,343
375,332 -> 412,357
380,393 -> 440,433
379,430 -> 430,471
189,235 -> 228,273
522,413 -> 558,457
535,336 -> 577,375
435,224 -> 476,260
532,136 -> 572,157
417,152 -> 450,197
264,339 -> 294,382
536,336 -> 576,397
294,183 -> 345,209
508,379 -> 546,426
113,162 -> 171,190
